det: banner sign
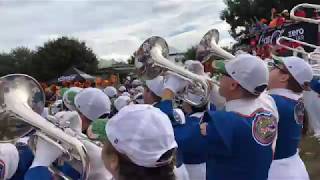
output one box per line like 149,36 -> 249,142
257,22 -> 319,46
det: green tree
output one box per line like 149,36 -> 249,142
32,37 -> 98,81
0,53 -> 16,76
183,46 -> 197,62
10,47 -> 34,74
220,0 -> 320,38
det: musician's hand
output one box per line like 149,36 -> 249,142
30,137 -> 63,168
54,111 -> 82,133
82,140 -> 113,180
163,73 -> 188,94
200,123 -> 208,136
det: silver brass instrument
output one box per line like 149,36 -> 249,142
196,29 -> 235,84
276,2 -> 320,76
134,36 -> 210,107
196,29 -> 234,63
290,3 -> 320,24
0,74 -> 90,180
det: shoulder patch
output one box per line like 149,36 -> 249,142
173,110 -> 184,124
0,160 -> 5,179
294,98 -> 305,125
252,112 -> 277,146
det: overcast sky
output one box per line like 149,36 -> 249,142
0,0 -> 235,61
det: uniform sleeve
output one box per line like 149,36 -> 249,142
158,100 -> 182,126
24,166 -> 52,180
174,116 -> 208,154
10,143 -> 34,180
205,111 -> 234,156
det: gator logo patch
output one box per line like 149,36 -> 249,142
0,160 -> 5,179
173,110 -> 183,124
294,98 -> 305,125
252,112 -> 277,146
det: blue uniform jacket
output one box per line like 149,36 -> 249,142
270,93 -> 303,159
180,108 -> 277,180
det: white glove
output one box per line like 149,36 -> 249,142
82,140 -> 113,180
30,137 -> 63,168
185,60 -> 205,75
163,73 -> 189,94
54,111 -> 82,133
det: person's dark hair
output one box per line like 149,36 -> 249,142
145,86 -> 161,102
191,103 -> 208,113
281,66 -> 303,93
118,149 -> 176,180
104,140 -> 176,180
239,85 -> 261,99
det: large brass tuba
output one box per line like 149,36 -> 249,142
134,36 -> 211,107
0,74 -> 90,180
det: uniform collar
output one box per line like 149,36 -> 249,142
225,92 -> 278,118
189,112 -> 204,118
268,88 -> 302,101
225,98 -> 258,116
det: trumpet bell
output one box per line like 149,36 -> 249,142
0,74 -> 45,142
134,36 -> 169,80
196,29 -> 219,63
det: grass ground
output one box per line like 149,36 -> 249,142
300,135 -> 320,180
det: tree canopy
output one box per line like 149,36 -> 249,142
31,37 -> 98,81
0,37 -> 99,81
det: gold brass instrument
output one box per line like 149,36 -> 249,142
134,36 -> 210,107
0,74 -> 90,180
290,3 -> 320,24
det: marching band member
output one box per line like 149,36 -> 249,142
62,87 -> 83,111
114,95 -> 132,112
303,77 -> 320,138
99,104 -> 177,180
171,54 -> 278,180
133,92 -> 144,104
25,87 -> 113,180
104,86 -> 118,100
118,85 -> 126,96
74,88 -> 111,133
162,60 -> 208,180
143,76 -> 189,180
268,56 -> 313,180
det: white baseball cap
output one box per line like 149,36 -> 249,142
132,79 -> 142,86
105,104 -> 177,167
281,56 -> 313,86
118,86 -> 126,92
63,87 -> 83,111
104,86 -> 117,98
219,54 -> 269,95
135,86 -> 145,94
0,143 -> 19,179
145,76 -> 164,97
114,96 -> 132,111
74,88 -> 111,121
